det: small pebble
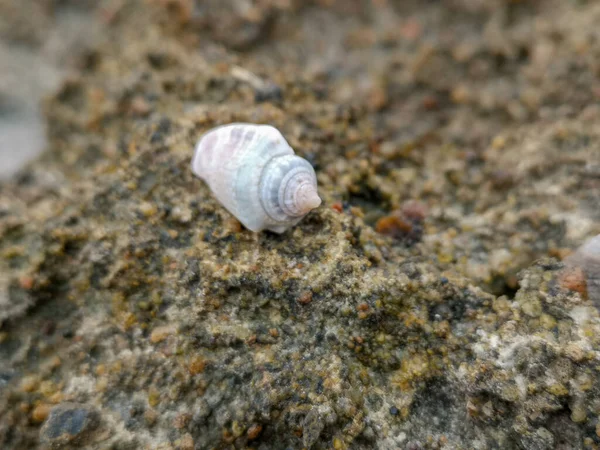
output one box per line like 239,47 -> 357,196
18,275 -> 34,290
129,96 -> 151,116
150,325 -> 174,343
20,375 -> 39,393
180,433 -> 194,450
254,82 -> 283,103
375,214 -> 412,239
401,200 -> 427,221
32,403 -> 51,423
173,412 -> 191,429
298,291 -> 313,305
39,403 -> 100,447
188,355 -> 206,375
247,423 -> 263,440
139,202 -> 158,218
331,202 -> 343,213
559,266 -> 588,298
144,409 -> 158,426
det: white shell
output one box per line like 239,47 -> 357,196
191,123 -> 321,233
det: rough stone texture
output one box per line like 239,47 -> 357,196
0,0 -> 600,449
39,402 -> 100,448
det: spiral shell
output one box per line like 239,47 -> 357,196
191,123 -> 321,233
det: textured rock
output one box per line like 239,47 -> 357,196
0,0 -> 600,449
39,403 -> 100,448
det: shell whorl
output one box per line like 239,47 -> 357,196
191,123 -> 321,233
260,155 -> 320,222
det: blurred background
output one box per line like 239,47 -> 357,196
0,0 -> 102,178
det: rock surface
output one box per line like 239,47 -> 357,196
0,0 -> 600,449
39,402 -> 100,448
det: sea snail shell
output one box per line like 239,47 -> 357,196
191,123 -> 321,233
